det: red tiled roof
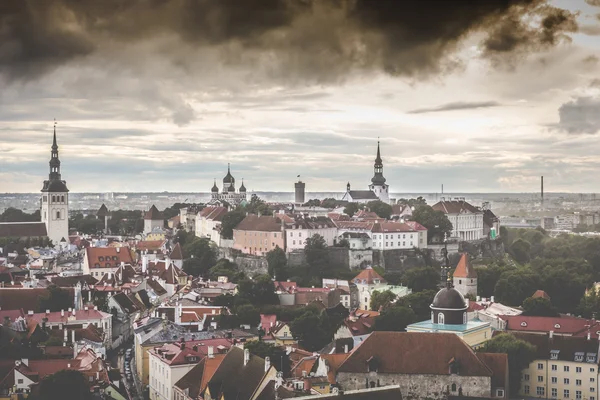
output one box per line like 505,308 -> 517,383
320,353 -> 349,383
199,207 -> 228,222
338,332 -> 493,376
501,315 -> 600,338
352,267 -> 386,285
290,357 -> 317,379
453,253 -> 477,279
85,247 -> 133,269
170,243 -> 184,260
144,205 -> 163,220
432,200 -> 481,214
343,315 -> 376,336
274,281 -> 297,293
260,314 -> 277,332
404,221 -> 427,231
327,213 -> 350,222
135,240 -> 165,252
151,338 -> 232,366
532,290 -> 551,300
0,288 -> 74,313
29,309 -> 111,324
234,215 -> 283,232
371,222 -> 421,233
476,352 -> 508,389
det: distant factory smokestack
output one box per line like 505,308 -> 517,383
541,176 -> 544,208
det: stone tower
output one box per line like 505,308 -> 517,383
453,253 -> 478,298
41,123 -> 69,246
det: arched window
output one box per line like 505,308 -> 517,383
451,384 -> 457,392
61,195 -> 65,203
459,279 -> 462,284
52,195 -> 56,202
438,312 -> 445,324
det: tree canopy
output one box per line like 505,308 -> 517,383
373,306 -> 416,331
522,296 -> 558,317
479,333 -> 536,396
290,308 -> 332,351
182,237 -> 217,277
38,285 -> 72,312
220,210 -> 246,240
366,200 -> 393,219
0,207 -> 40,222
305,234 -> 328,277
401,267 -> 440,292
238,275 -> 279,306
411,205 -> 452,243
266,246 -> 287,280
370,290 -> 397,311
34,370 -> 93,400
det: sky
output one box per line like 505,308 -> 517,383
2,0 -> 600,194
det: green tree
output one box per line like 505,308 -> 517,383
343,203 -> 361,217
370,290 -> 397,311
208,259 -> 243,282
236,304 -> 260,326
0,208 -> 40,222
220,210 -> 246,240
402,267 -> 440,292
303,199 -> 321,207
244,341 -> 290,375
373,306 -> 416,331
38,285 -> 72,312
397,197 -> 427,208
305,234 -> 328,277
494,270 -> 540,307
182,237 -> 217,276
366,200 -> 393,219
522,297 -> 558,317
35,370 -> 93,400
412,205 -> 452,243
213,294 -> 236,309
238,275 -> 279,305
266,246 -> 287,280
479,333 -> 536,396
290,310 -> 332,351
321,198 -> 345,209
395,290 -> 437,321
510,238 -> 531,264
245,194 -> 271,215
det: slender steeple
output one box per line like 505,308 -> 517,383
371,140 -> 386,185
49,121 -> 61,181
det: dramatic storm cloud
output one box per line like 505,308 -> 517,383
0,0 -> 579,81
1,0 -> 600,193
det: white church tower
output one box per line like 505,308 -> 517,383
41,123 -> 69,246
368,141 -> 389,203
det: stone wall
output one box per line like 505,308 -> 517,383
287,248 -> 371,270
287,251 -> 306,267
336,372 -> 491,400
372,249 -> 426,273
218,247 -> 268,277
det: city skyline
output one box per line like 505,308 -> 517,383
2,0 -> 600,193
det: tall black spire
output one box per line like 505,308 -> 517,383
371,140 -> 386,185
49,121 -> 61,180
42,121 -> 69,193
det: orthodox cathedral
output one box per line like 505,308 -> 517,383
209,164 -> 247,206
342,141 -> 390,204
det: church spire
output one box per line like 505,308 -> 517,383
371,140 -> 386,185
375,140 -> 382,164
49,120 -> 61,181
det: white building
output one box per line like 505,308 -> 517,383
341,142 -> 390,204
335,221 -> 428,250
209,164 -> 247,207
285,217 -> 338,252
432,199 -> 484,241
40,126 -> 69,245
194,206 -> 228,245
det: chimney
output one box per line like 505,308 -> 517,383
208,346 -> 214,358
490,296 -> 495,303
244,348 -> 250,366
344,344 -> 349,353
116,247 -> 120,253
121,261 -> 124,267
72,309 -> 76,316
64,329 -> 68,342
72,330 -> 75,343
588,332 -> 591,341
94,306 -> 98,311
265,356 -> 270,372
84,306 -> 88,311
180,342 -> 185,350
27,310 -> 33,315
142,255 -> 148,274
549,330 -> 554,338
46,309 -> 50,315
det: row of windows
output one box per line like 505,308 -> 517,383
526,374 -> 595,383
241,231 -> 278,237
42,195 -> 66,203
373,234 -> 414,240
537,364 -> 595,373
526,386 -> 591,400
374,241 -> 414,248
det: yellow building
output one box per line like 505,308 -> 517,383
513,332 -> 600,400
406,278 -> 492,349
272,322 -> 297,346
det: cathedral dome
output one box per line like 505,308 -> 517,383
432,287 -> 467,310
211,180 -> 219,193
239,180 -> 246,192
227,183 -> 235,192
223,164 -> 235,185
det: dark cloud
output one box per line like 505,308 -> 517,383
0,0 -> 579,82
586,0 -> 600,6
580,25 -> 600,35
408,101 -> 501,114
555,96 -> 600,134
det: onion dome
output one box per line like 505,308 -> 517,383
228,183 -> 235,192
239,179 -> 247,192
211,179 -> 219,193
223,163 -> 235,185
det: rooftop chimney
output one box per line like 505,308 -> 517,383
116,247 -> 120,253
72,330 -> 75,343
265,356 -> 270,372
549,330 -> 554,338
491,296 -> 495,303
244,348 -> 250,366
27,310 -> 33,315
208,346 -> 214,358
46,309 -> 50,315
344,344 -> 349,353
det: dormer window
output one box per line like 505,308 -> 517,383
99,256 -> 104,262
575,352 -> 585,362
112,256 -> 118,261
587,353 -> 597,363
521,322 -> 528,327
554,324 -> 561,329
550,350 -> 560,360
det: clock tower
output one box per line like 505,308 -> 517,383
41,123 -> 69,246
369,141 -> 389,203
